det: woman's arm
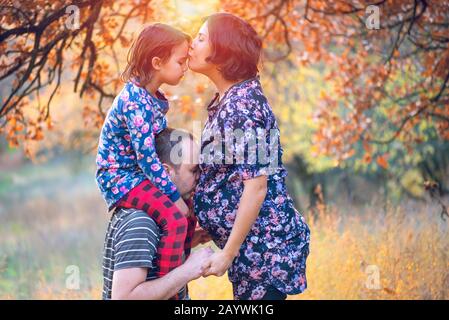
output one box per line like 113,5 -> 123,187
203,175 -> 267,276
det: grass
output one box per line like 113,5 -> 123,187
0,159 -> 448,299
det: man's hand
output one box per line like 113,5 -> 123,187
202,249 -> 234,277
112,247 -> 214,299
191,226 -> 212,248
183,247 -> 215,280
174,197 -> 189,216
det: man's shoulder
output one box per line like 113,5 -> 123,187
114,208 -> 160,238
108,208 -> 160,272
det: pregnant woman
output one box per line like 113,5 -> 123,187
189,12 -> 311,300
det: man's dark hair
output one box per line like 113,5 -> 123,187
155,127 -> 195,168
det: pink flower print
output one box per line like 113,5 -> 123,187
119,186 -> 129,193
153,123 -> 159,132
128,101 -> 137,111
141,123 -> 150,134
121,90 -> 129,102
124,134 -> 131,142
119,144 -> 125,150
111,187 -> 119,194
250,286 -> 265,300
242,170 -> 251,180
161,180 -> 167,186
107,155 -> 115,164
133,115 -> 144,127
150,163 -> 160,171
155,177 -> 162,183
249,269 -> 262,280
271,266 -> 288,280
236,101 -> 245,110
275,195 -> 285,205
217,227 -> 226,236
237,88 -> 247,96
144,137 -> 152,147
236,284 -> 246,296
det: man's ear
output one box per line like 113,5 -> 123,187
151,56 -> 162,71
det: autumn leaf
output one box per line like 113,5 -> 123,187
376,155 -> 389,169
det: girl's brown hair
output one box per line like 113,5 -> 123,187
121,23 -> 191,87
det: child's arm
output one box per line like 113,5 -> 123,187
203,175 -> 267,276
121,98 -> 188,214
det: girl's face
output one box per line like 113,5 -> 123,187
188,21 -> 215,76
159,40 -> 189,85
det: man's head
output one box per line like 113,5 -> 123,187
155,128 -> 200,199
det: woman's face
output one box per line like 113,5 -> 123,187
188,21 -> 215,76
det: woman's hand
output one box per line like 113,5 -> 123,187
202,249 -> 235,277
191,226 -> 212,248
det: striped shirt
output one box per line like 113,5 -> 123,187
102,208 -> 187,299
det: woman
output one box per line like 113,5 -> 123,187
189,12 -> 310,300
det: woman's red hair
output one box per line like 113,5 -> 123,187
206,13 -> 262,81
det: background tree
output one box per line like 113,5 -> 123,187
0,0 -> 158,152
1,0 -> 448,205
222,0 -> 449,163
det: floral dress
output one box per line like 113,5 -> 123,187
96,79 -> 180,211
193,76 -> 311,300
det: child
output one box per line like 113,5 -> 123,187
95,23 -> 195,293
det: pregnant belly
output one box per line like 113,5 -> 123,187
196,208 -> 235,249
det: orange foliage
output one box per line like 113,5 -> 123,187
222,0 -> 449,162
1,0 -> 448,165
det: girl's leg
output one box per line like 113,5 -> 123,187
117,180 -> 188,277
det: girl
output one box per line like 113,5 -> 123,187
189,13 -> 311,300
95,23 -> 196,296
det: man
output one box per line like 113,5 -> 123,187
102,128 -> 212,300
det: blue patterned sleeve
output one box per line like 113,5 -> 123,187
218,96 -> 281,180
120,98 -> 181,202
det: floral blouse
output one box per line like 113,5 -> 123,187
193,76 -> 311,300
96,80 -> 180,210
